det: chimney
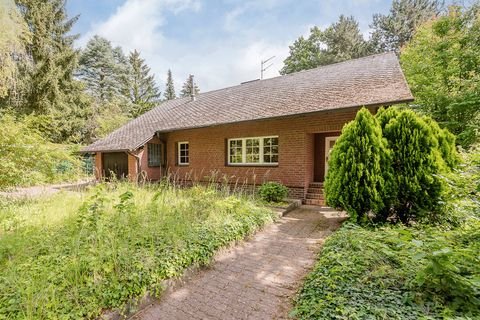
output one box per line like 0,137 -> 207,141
190,74 -> 196,101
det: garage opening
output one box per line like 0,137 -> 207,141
102,152 -> 128,180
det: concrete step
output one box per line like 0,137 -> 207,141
307,187 -> 324,195
306,192 -> 324,199
309,182 -> 323,188
303,198 -> 326,206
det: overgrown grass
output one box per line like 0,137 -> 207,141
0,183 -> 274,319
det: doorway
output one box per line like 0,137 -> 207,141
102,152 -> 128,180
313,133 -> 340,182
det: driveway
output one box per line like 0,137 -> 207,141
133,206 -> 346,320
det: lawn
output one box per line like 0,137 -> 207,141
0,183 -> 274,319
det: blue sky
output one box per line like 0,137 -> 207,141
67,0 -> 393,92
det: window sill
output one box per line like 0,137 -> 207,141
176,164 -> 190,167
227,163 -> 279,168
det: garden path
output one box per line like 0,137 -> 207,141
133,206 -> 346,320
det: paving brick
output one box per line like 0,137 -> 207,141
134,206 -> 346,320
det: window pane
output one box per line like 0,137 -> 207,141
148,143 -> 161,166
178,142 -> 189,164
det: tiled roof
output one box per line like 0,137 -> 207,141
82,52 -> 413,152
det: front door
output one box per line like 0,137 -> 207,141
324,136 -> 339,179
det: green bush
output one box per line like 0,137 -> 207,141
0,183 -> 274,319
258,181 -> 289,203
326,107 -> 458,224
0,113 -> 84,189
325,108 -> 392,222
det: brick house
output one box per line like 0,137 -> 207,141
82,53 -> 413,203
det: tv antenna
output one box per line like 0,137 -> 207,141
261,56 -> 275,79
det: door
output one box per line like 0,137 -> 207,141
102,152 -> 128,180
324,136 -> 339,179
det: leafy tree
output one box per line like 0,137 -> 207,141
281,15 -> 372,74
325,108 -> 392,222
14,0 -> 80,114
164,69 -> 176,100
401,5 -> 480,147
125,50 -> 161,117
376,107 -> 456,223
78,35 -> 130,102
180,74 -> 200,98
370,0 -> 443,53
0,0 -> 30,99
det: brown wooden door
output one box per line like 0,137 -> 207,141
314,133 -> 340,182
102,152 -> 128,180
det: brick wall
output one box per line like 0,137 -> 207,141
93,106 -> 374,198
163,107 -> 370,196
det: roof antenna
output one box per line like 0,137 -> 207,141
261,56 -> 275,80
190,74 -> 196,101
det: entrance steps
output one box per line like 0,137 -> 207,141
303,182 -> 325,206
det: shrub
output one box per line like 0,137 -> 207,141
377,107 -> 457,223
326,107 -> 459,224
0,113 -> 83,189
258,181 -> 288,202
325,108 -> 392,222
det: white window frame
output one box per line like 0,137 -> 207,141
178,141 -> 189,165
227,135 -> 278,166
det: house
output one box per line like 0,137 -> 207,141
82,52 -> 413,204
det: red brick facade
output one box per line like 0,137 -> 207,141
94,107 -> 374,198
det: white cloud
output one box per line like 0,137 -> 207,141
79,0 -> 291,93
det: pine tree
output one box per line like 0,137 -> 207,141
180,74 -> 200,98
164,69 -> 176,100
15,0 -> 80,114
281,15 -> 372,74
325,108 -> 392,222
370,0 -> 443,53
78,35 -> 130,102
125,50 -> 161,117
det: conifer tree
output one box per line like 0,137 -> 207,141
15,0 -> 80,114
125,50 -> 161,117
376,107 -> 455,223
164,69 -> 176,100
78,35 -> 130,102
325,108 -> 392,222
180,74 -> 200,98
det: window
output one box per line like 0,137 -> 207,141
178,142 -> 189,165
148,143 -> 161,167
228,136 -> 278,165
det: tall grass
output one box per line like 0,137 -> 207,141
0,182 -> 274,319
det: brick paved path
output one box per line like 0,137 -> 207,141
133,206 -> 346,320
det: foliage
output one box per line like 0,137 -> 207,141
292,221 -> 480,319
0,0 -> 30,99
126,50 -> 161,117
78,35 -> 131,103
0,113 -> 83,189
326,107 -> 458,224
14,0 -> 80,114
281,15 -> 372,74
258,181 -> 289,203
401,4 -> 480,147
180,74 -> 200,98
294,148 -> 479,319
325,108 -> 392,222
376,107 -> 456,223
0,183 -> 274,318
164,69 -> 176,100
370,0 -> 443,53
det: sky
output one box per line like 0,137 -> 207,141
67,0 -> 393,93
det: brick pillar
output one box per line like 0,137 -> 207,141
95,152 -> 102,180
